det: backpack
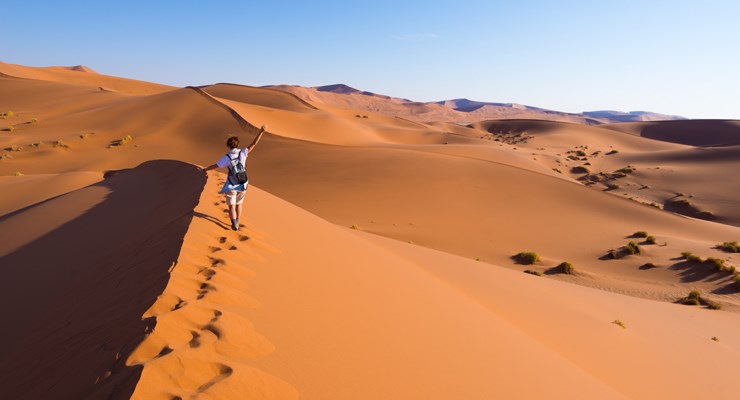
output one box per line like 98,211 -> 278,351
226,152 -> 248,184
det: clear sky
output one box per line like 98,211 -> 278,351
5,0 -> 740,118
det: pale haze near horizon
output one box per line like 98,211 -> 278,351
4,0 -> 739,119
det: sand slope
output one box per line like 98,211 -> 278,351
0,160 -> 204,399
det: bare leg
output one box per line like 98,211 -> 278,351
229,204 -> 237,220
235,204 -> 243,222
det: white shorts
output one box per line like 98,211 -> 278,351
225,187 -> 247,205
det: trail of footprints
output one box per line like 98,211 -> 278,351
155,182 -> 252,398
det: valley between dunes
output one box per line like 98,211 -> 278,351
1,62 -> 739,399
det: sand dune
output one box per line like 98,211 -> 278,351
0,61 -> 173,94
2,64 -> 739,399
602,119 -> 740,147
0,160 -> 205,399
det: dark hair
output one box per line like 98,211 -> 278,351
226,136 -> 239,149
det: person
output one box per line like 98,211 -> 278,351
202,125 -> 266,230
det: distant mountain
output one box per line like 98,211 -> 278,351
267,84 -> 685,125
583,110 -> 686,122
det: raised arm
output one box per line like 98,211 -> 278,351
201,163 -> 218,172
247,125 -> 267,153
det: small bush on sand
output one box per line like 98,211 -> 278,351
109,134 -> 133,147
711,336 -> 720,342
681,290 -> 702,306
552,168 -> 561,174
524,269 -> 542,276
706,300 -> 722,310
633,231 -> 649,238
5,126 -> 14,132
704,257 -> 727,271
612,320 -> 626,329
515,251 -> 540,265
714,241 -> 739,253
350,224 -> 359,230
605,183 -> 620,190
640,262 -> 658,269
570,166 -> 590,174
669,198 -> 691,206
606,149 -> 619,155
15,171 -> 24,177
53,140 -> 70,149
6,145 -> 22,152
4,111 -> 14,118
680,251 -> 693,259
645,236 -> 657,245
625,241 -> 641,255
687,254 -> 703,263
555,261 -> 573,274
30,118 -> 38,124
614,166 -> 636,174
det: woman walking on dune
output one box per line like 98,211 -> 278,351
202,125 -> 266,231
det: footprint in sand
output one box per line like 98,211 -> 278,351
238,235 -> 249,242
218,237 -> 227,244
208,246 -> 222,253
195,364 -> 233,393
197,282 -> 216,299
199,267 -> 216,281
188,330 -> 201,348
209,257 -> 225,267
171,298 -> 187,311
228,245 -> 237,251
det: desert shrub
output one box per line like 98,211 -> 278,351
669,198 -> 691,206
706,300 -> 722,310
681,290 -> 702,305
680,251 -> 693,259
686,254 -> 703,263
606,149 -> 619,155
7,145 -> 22,152
53,140 -> 70,149
645,236 -> 657,245
704,257 -> 726,271
15,171 -> 24,177
30,118 -> 38,123
606,183 -> 620,190
350,224 -> 359,230
523,269 -> 542,276
552,168 -> 562,174
714,241 -> 739,253
575,150 -> 586,156
612,320 -> 626,329
640,262 -> 658,269
6,126 -> 14,132
570,166 -> 590,174
109,134 -> 133,147
711,336 -> 720,342
556,261 -> 573,274
515,251 -> 540,265
5,111 -> 14,118
614,166 -> 635,174
625,241 -> 641,255
633,231 -> 649,238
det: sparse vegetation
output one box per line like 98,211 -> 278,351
30,118 -> 38,124
640,262 -> 658,269
645,236 -> 657,245
711,336 -> 720,342
612,319 -> 626,329
523,269 -> 542,276
633,231 -> 649,238
2,111 -> 14,118
606,149 -> 619,155
552,168 -> 562,174
6,145 -> 22,152
605,183 -> 620,190
5,126 -> 15,132
350,224 -> 359,230
109,134 -> 133,147
625,241 -> 641,255
30,142 -> 42,148
80,133 -> 88,139
15,171 -> 24,177
680,290 -> 702,306
704,257 -> 726,271
53,140 -> 70,149
555,261 -> 573,274
614,166 -> 636,174
570,166 -> 590,174
714,241 -> 739,253
669,198 -> 691,206
515,251 -> 540,265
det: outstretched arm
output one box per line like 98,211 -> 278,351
201,164 -> 218,172
247,125 -> 267,153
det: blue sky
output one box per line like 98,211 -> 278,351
5,0 -> 740,118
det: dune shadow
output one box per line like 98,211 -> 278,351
0,160 -> 205,399
668,261 -> 725,283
